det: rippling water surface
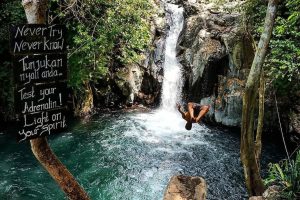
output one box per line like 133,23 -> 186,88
0,111 -> 284,200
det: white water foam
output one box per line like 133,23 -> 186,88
126,4 -> 186,141
161,4 -> 184,112
125,3 -> 197,143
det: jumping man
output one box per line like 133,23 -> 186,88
176,102 -> 210,130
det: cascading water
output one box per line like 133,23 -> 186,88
0,2 -> 284,200
161,4 -> 184,111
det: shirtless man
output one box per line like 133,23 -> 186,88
176,102 -> 210,130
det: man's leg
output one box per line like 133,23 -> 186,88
187,102 -> 195,119
195,105 -> 210,123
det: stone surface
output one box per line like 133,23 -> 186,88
176,0 -> 300,139
249,197 -> 263,200
163,175 -> 207,200
262,185 -> 281,200
178,0 -> 253,127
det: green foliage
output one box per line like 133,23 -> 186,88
49,0 -> 153,89
0,0 -> 153,118
245,0 -> 300,95
265,151 -> 300,199
286,0 -> 300,26
0,1 -> 25,40
265,0 -> 300,94
0,0 -> 26,120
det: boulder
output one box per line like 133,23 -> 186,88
163,175 -> 207,200
262,185 -> 281,200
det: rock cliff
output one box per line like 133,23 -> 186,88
178,0 -> 253,127
177,0 -> 299,145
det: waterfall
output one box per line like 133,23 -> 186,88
161,3 -> 184,111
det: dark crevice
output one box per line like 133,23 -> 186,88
188,55 -> 229,101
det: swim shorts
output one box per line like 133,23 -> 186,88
193,103 -> 203,117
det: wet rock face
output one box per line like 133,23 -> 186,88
178,0 -> 254,127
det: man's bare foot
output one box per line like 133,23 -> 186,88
176,103 -> 181,110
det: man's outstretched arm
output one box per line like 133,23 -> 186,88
195,105 -> 210,123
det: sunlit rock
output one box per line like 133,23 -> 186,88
164,175 -> 207,200
249,197 -> 263,200
262,185 -> 281,200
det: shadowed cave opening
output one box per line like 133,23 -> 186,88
188,55 -> 229,102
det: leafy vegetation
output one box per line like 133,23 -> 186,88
49,0 -> 154,112
0,0 -> 154,119
246,0 -> 300,95
265,0 -> 300,94
241,1 -> 299,196
0,1 -> 26,120
49,0 -> 153,89
265,150 -> 300,199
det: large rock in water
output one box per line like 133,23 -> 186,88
178,0 -> 254,127
164,175 -> 207,200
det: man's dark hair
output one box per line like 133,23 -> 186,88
185,122 -> 192,130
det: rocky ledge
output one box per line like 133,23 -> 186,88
164,175 -> 207,200
178,0 -> 252,127
177,0 -> 300,144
